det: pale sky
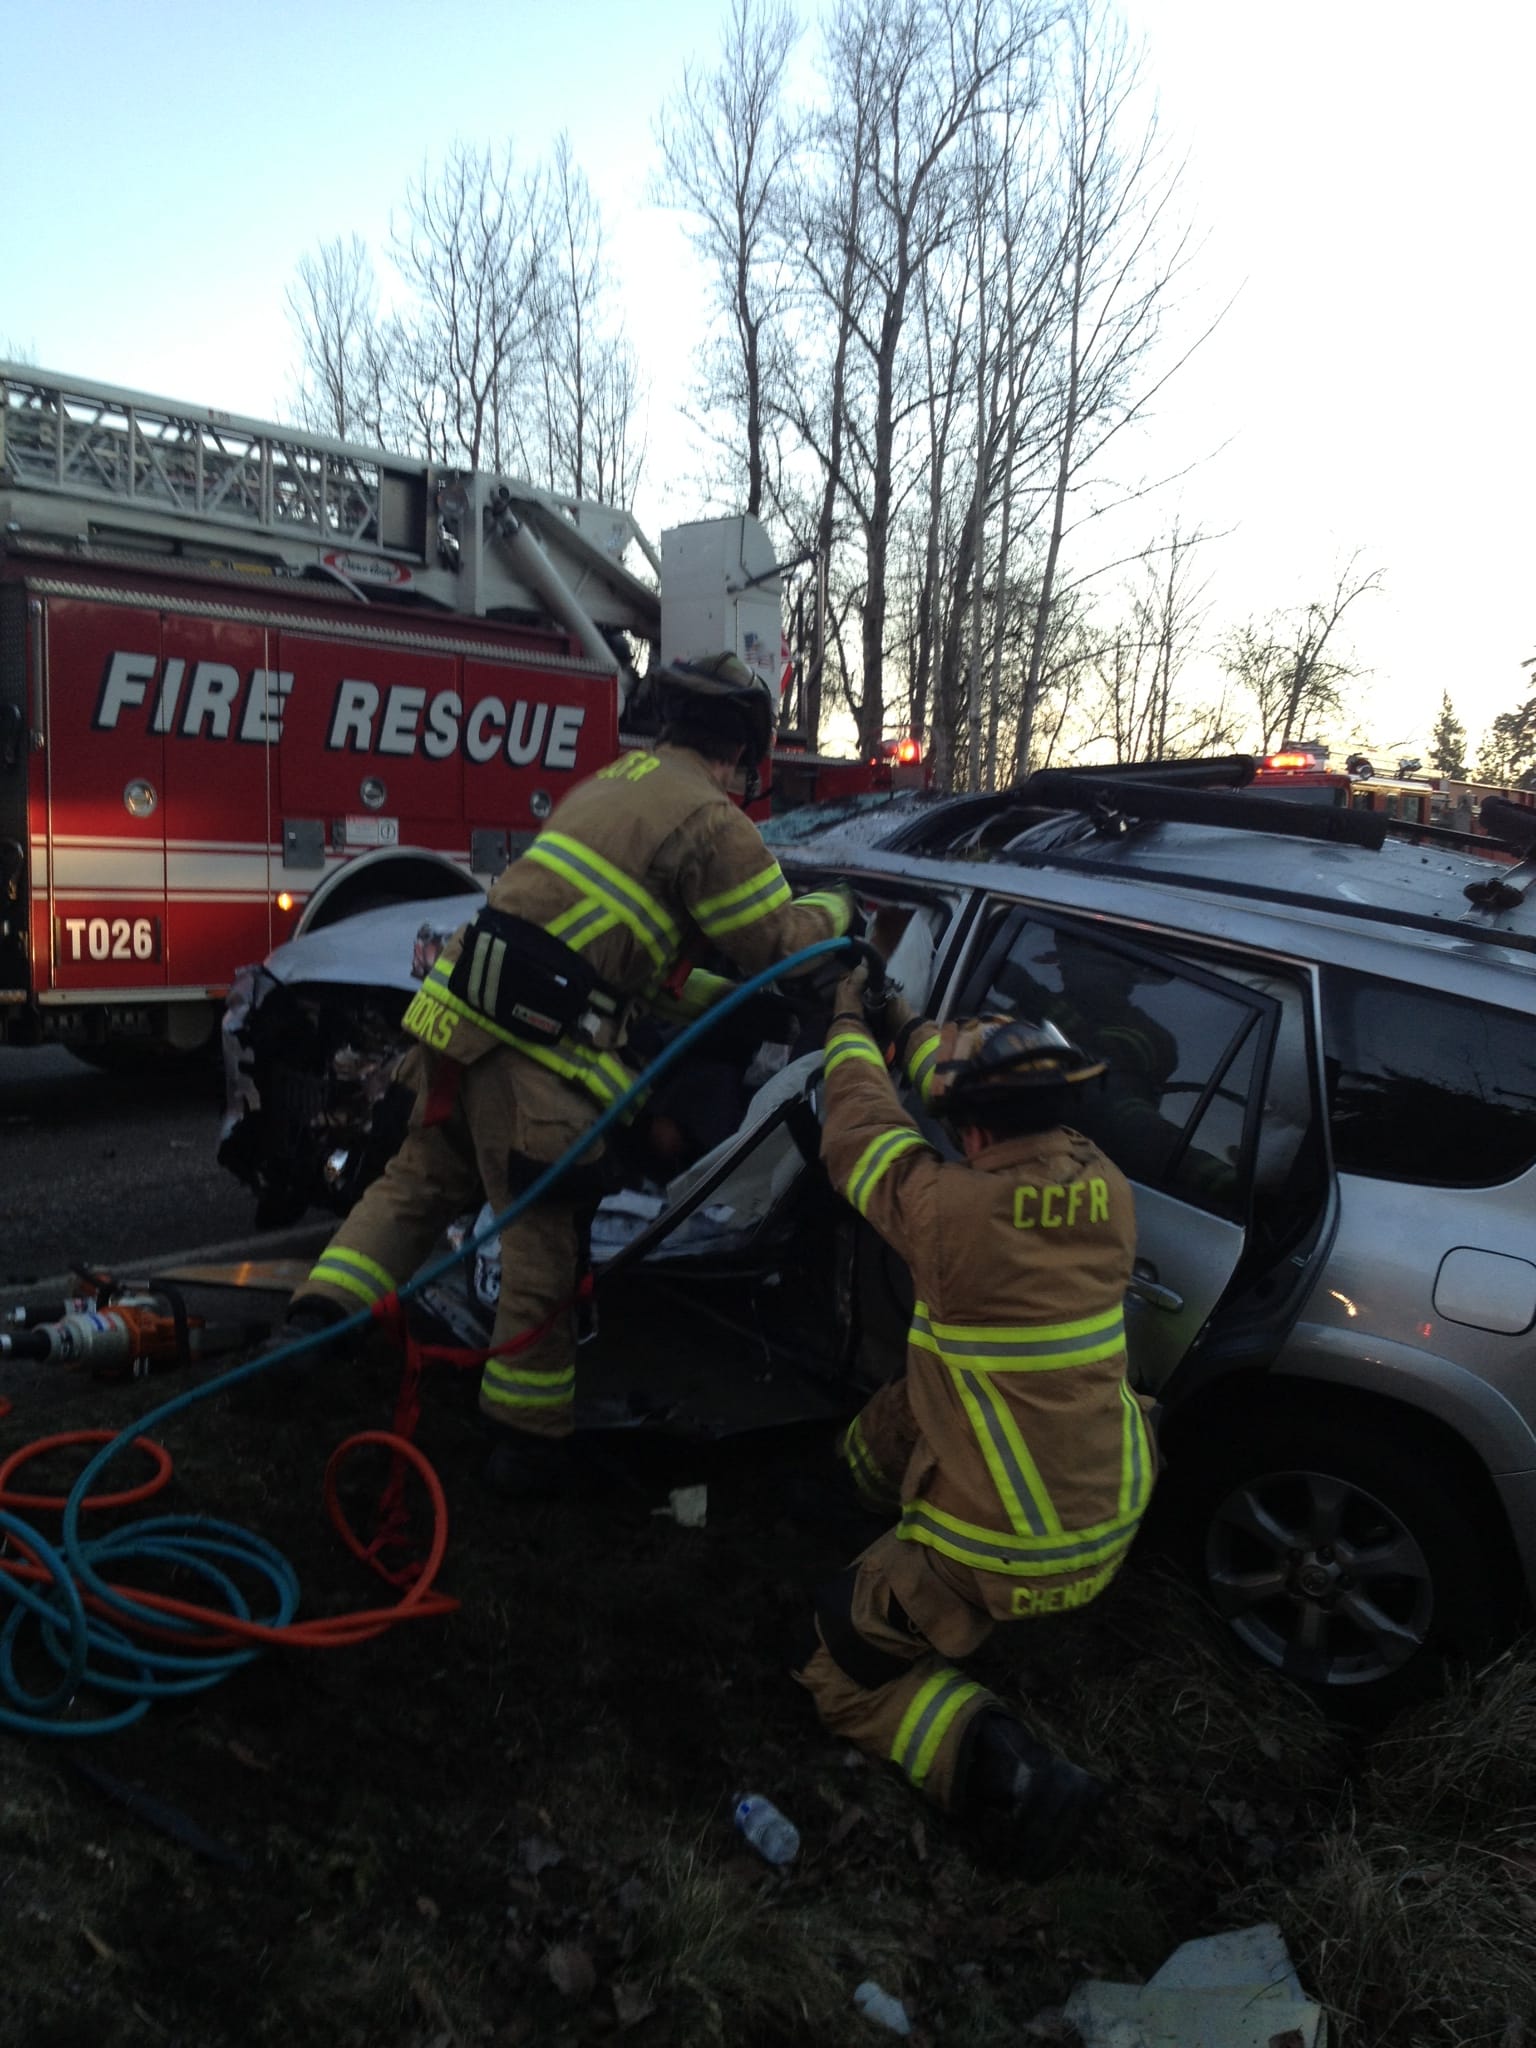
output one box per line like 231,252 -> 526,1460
4,0 -> 1532,764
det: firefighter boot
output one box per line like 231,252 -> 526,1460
963,1711 -> 1106,1881
230,1296 -> 352,1414
483,1430 -> 617,1505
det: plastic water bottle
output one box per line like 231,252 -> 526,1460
733,1793 -> 800,1865
853,1981 -> 912,2035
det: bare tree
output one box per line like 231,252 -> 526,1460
1082,524 -> 1216,759
521,135 -> 645,505
655,0 -> 802,519
772,13 -> 877,751
1222,553 -> 1384,752
286,234 -> 390,441
1015,0 -> 1204,775
392,142 -> 548,472
825,0 -> 1043,759
284,138 -> 643,504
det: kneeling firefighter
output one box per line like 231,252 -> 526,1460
794,970 -> 1156,1877
268,654 -> 852,1499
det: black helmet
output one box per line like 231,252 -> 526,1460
929,1015 -> 1106,1127
653,651 -> 776,760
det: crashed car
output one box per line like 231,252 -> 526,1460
220,760 -> 1536,1706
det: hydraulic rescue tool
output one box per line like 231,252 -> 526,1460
0,1276 -> 202,1379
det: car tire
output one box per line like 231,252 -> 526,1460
1167,1404 -> 1516,1715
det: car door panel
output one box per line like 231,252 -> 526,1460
948,902 -> 1281,1394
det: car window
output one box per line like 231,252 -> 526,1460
969,917 -> 1266,1217
1321,968 -> 1536,1186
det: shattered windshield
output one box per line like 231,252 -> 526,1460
760,791 -> 926,848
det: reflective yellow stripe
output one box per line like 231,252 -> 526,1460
905,1028 -> 942,1103
950,1363 -> 1060,1537
904,1296 -> 1144,1555
693,861 -> 792,938
317,1246 -> 394,1293
482,1359 -> 574,1389
908,1301 -> 1126,1372
546,894 -> 617,952
796,888 -> 853,936
890,1669 -> 988,1788
514,1035 -> 635,1111
418,961 -> 641,1117
524,831 -> 680,967
898,1497 -> 1142,1577
481,1368 -> 576,1412
307,1264 -> 380,1310
841,1415 -> 896,1505
922,1304 -> 1124,1347
825,1029 -> 886,1077
308,1246 -> 395,1308
844,1127 -> 930,1215
1118,1382 -> 1153,1518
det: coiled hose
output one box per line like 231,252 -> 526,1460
0,934 -> 867,1736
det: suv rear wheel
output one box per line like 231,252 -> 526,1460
1173,1408 -> 1515,1711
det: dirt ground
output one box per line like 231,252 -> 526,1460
0,1283 -> 1520,2048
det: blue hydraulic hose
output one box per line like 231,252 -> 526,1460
1,934 -> 861,1735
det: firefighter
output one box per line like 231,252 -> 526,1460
793,969 -> 1155,1878
266,654 -> 853,1500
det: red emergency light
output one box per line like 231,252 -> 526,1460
895,737 -> 922,765
1262,750 -> 1319,772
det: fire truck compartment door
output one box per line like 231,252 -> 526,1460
158,611 -> 276,992
41,596 -> 168,993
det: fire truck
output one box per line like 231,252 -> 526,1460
0,365 -> 901,1059
1247,742 -> 1535,850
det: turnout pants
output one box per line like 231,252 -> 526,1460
301,1044 -> 602,1437
795,1377 -> 1034,1813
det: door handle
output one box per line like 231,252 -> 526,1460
1128,1264 -> 1183,1313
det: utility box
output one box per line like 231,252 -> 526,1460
659,516 -> 784,698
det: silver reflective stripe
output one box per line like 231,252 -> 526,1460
695,865 -> 792,935
957,1369 -> 1050,1535
1122,1383 -> 1149,1515
910,1307 -> 1126,1368
899,1502 -> 1136,1569
557,902 -> 614,951
524,833 -> 679,959
468,931 -> 492,1007
892,1671 -> 973,1786
482,936 -> 507,1018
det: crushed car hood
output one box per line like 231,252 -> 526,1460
259,895 -> 484,993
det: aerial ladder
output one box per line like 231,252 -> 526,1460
0,364 -> 698,680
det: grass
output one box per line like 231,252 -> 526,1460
1,1360 -> 1533,2047
1265,1648 -> 1536,2047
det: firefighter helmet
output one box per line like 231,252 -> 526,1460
928,1015 -> 1105,1127
653,651 -> 776,759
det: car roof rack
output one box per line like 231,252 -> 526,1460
881,758 -> 1388,857
1015,769 -> 1390,849
875,758 -> 1536,959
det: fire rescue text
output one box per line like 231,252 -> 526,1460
93,653 -> 588,769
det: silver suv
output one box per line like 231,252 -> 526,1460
220,760 -> 1536,1706
760,763 -> 1536,1706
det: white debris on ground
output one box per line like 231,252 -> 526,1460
1062,1922 -> 1326,2048
652,1484 -> 707,1528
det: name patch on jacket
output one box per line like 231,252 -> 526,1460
1013,1178 -> 1110,1229
1010,1558 -> 1120,1615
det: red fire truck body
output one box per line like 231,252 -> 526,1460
5,556 -> 618,1043
1,366 -> 869,1055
